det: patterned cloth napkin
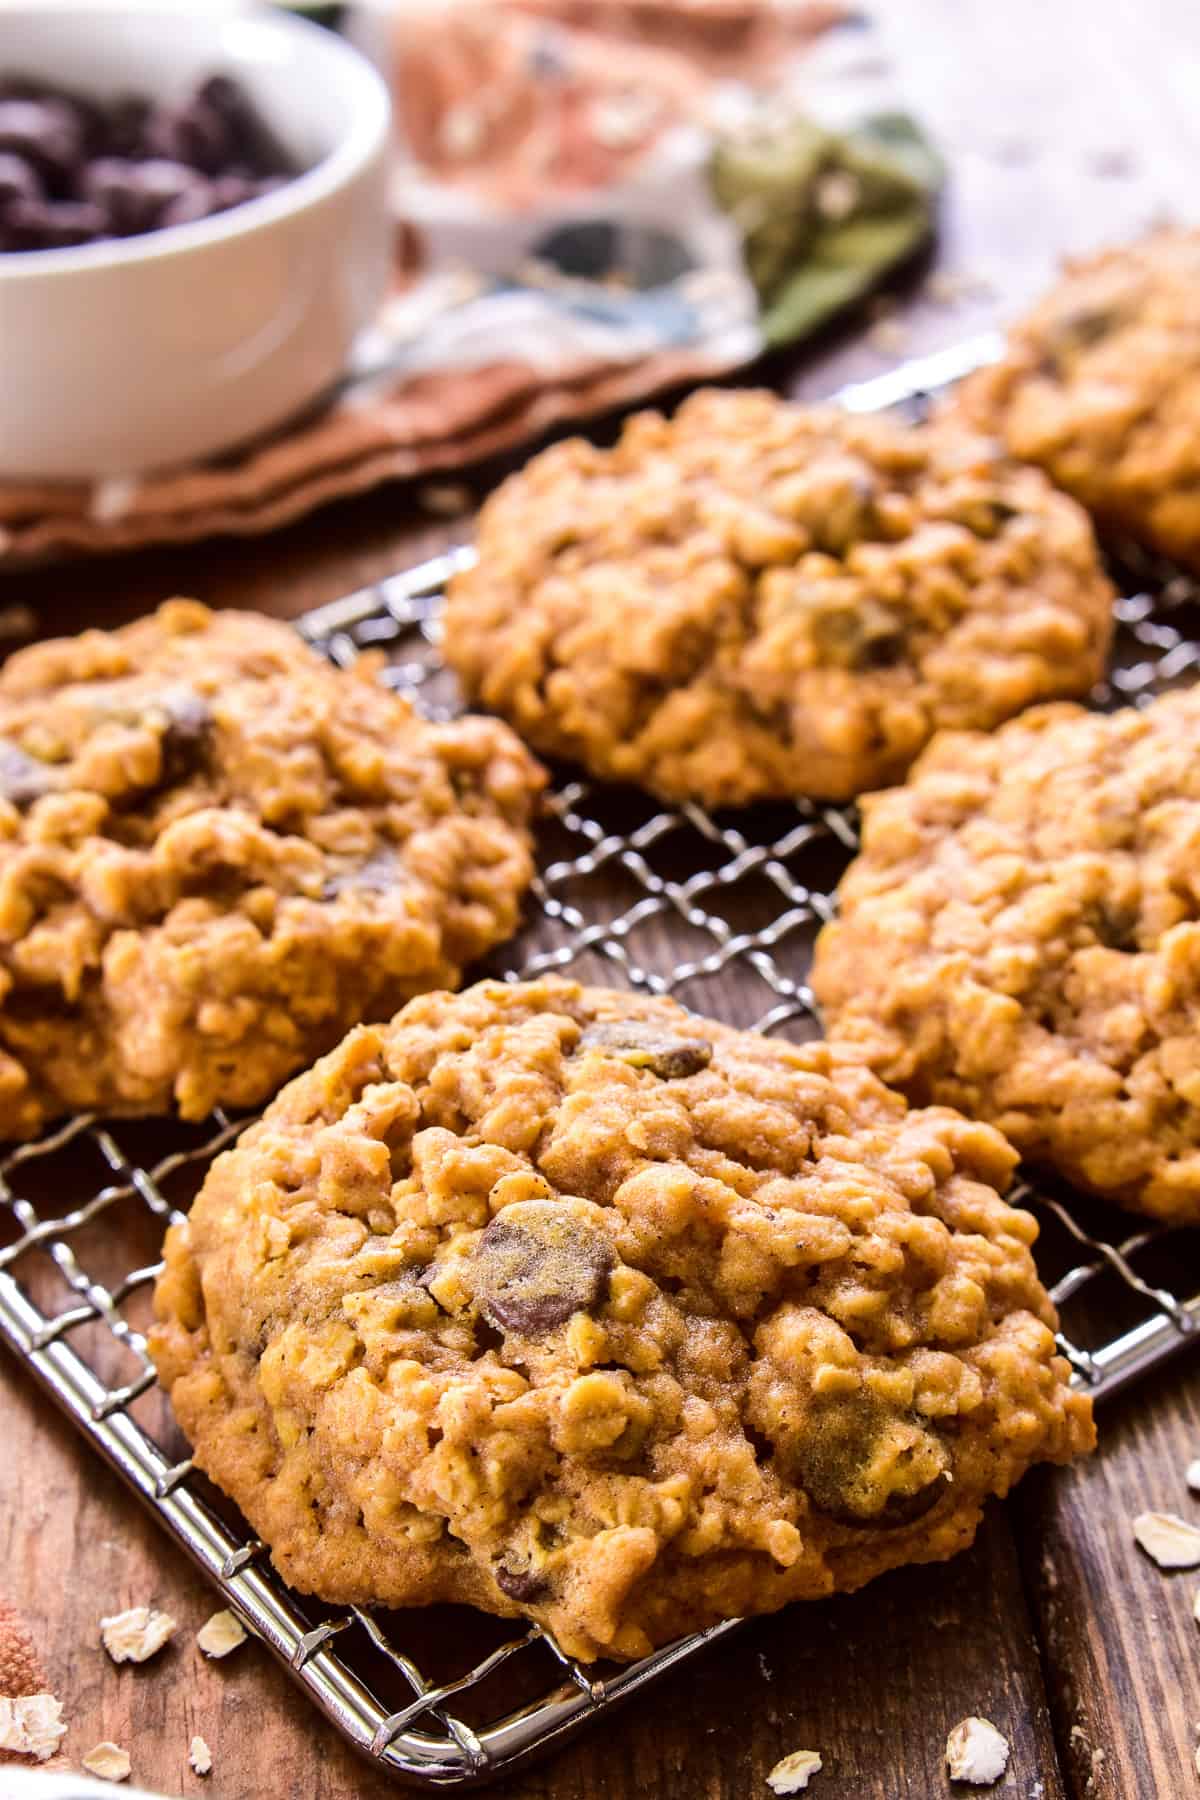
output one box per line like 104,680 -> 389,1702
0,1 -> 939,565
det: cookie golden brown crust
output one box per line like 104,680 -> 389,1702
812,689 -> 1200,1221
950,230 -> 1200,569
0,600 -> 543,1138
442,388 -> 1115,808
150,977 -> 1092,1662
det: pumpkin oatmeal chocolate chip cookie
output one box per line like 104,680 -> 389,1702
0,600 -> 543,1139
442,388 -> 1114,808
950,229 -> 1200,569
150,977 -> 1092,1662
812,687 -> 1200,1222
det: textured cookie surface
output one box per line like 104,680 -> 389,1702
951,230 -> 1200,569
443,388 -> 1114,807
151,977 -> 1091,1661
813,688 -> 1200,1220
0,600 -> 542,1138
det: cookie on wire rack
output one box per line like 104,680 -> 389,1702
150,976 -> 1093,1663
812,686 -> 1200,1222
0,600 -> 543,1139
949,229 -> 1200,570
442,387 -> 1115,809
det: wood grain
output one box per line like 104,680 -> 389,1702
4,1 -> 1200,1795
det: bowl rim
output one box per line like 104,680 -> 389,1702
0,4 -> 392,282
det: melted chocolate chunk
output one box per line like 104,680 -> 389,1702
789,1398 -> 951,1529
156,686 -> 213,780
475,1200 -> 615,1334
495,1564 -> 549,1603
811,598 -> 906,671
575,1021 -> 712,1080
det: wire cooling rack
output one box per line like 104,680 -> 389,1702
3,337 -> 1200,1789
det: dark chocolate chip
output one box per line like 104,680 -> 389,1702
0,739 -> 57,807
159,180 -> 218,229
475,1200 -> 615,1335
144,99 -> 233,175
495,1564 -> 549,1603
789,1398 -> 951,1529
199,74 -> 293,177
0,97 -> 84,187
3,197 -> 106,249
102,95 -> 152,159
83,157 -> 197,236
157,687 -> 213,779
0,152 -> 40,208
811,598 -> 906,671
575,1021 -> 713,1079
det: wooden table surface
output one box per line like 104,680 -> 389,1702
4,1 -> 1200,1795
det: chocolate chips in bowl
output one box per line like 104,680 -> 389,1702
0,73 -> 299,252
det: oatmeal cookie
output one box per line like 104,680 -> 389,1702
0,600 -> 543,1138
951,230 -> 1200,569
812,687 -> 1200,1220
442,388 -> 1114,808
150,977 -> 1092,1661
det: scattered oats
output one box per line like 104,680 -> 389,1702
815,169 -> 861,221
946,1717 -> 1010,1785
439,103 -> 486,160
417,482 -> 473,519
1133,1511 -> 1200,1568
589,88 -> 661,149
82,1741 -> 133,1782
1194,1587 -> 1200,1623
189,1734 -> 212,1777
1186,1458 -> 1200,1493
766,1748 -> 822,1793
868,317 -> 909,354
0,1692 -> 67,1761
100,1604 -> 177,1664
197,1609 -> 248,1659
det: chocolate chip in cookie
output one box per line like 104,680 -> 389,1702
575,1022 -> 713,1079
474,1199 -> 615,1334
494,1563 -> 550,1602
788,1396 -> 951,1529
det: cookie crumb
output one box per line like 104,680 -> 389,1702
189,1734 -> 212,1776
197,1609 -> 247,1659
1133,1511 -> 1200,1568
766,1748 -> 823,1793
1186,1458 -> 1200,1494
0,1693 -> 67,1762
946,1717 -> 1010,1785
100,1604 -> 177,1664
82,1741 -> 133,1782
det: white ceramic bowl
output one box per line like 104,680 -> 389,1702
0,5 -> 392,480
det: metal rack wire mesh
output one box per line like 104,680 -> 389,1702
2,338 -> 1200,1788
